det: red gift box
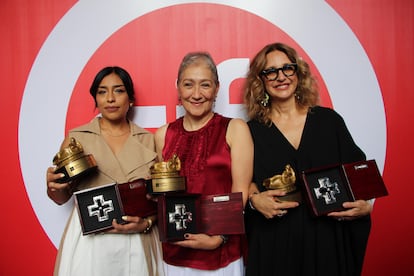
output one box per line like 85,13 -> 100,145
157,192 -> 245,242
117,179 -> 157,218
302,159 -> 388,216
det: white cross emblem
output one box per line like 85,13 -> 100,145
87,195 -> 114,222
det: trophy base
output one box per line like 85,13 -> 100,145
55,154 -> 97,183
277,190 -> 302,203
146,176 -> 186,194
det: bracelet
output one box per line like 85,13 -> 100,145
142,217 -> 153,234
220,235 -> 228,245
248,192 -> 259,210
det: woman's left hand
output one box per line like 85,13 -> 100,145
106,215 -> 150,234
327,200 -> 373,221
173,233 -> 223,250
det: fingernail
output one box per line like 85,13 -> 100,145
122,216 -> 127,220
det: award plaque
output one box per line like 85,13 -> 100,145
302,159 -> 388,216
263,164 -> 301,202
157,192 -> 245,242
146,154 -> 186,194
118,179 -> 157,218
53,137 -> 97,183
74,183 -> 125,235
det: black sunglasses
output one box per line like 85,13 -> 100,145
260,63 -> 297,81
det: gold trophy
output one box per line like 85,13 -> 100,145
146,154 -> 186,194
53,137 -> 97,183
263,164 -> 301,202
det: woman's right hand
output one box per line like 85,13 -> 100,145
46,166 -> 72,205
172,233 -> 224,250
249,190 -> 299,219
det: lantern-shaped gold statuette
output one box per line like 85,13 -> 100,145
146,154 -> 186,194
263,164 -> 301,202
53,137 -> 97,183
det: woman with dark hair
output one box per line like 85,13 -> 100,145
244,43 -> 372,276
46,66 -> 164,275
89,66 -> 136,105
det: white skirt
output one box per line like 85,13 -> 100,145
55,208 -> 164,276
163,257 -> 244,276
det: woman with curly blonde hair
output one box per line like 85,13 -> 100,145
244,42 -> 372,276
244,42 -> 319,126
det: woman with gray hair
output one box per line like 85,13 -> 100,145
155,52 -> 253,275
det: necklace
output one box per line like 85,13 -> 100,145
99,118 -> 130,137
101,128 -> 130,137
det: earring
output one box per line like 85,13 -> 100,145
261,92 -> 269,107
294,92 -> 301,102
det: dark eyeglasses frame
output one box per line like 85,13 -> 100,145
260,63 -> 298,81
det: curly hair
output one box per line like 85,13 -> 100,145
244,42 -> 319,126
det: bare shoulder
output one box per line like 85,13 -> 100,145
227,118 -> 252,145
228,118 -> 249,133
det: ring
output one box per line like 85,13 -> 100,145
277,209 -> 287,217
